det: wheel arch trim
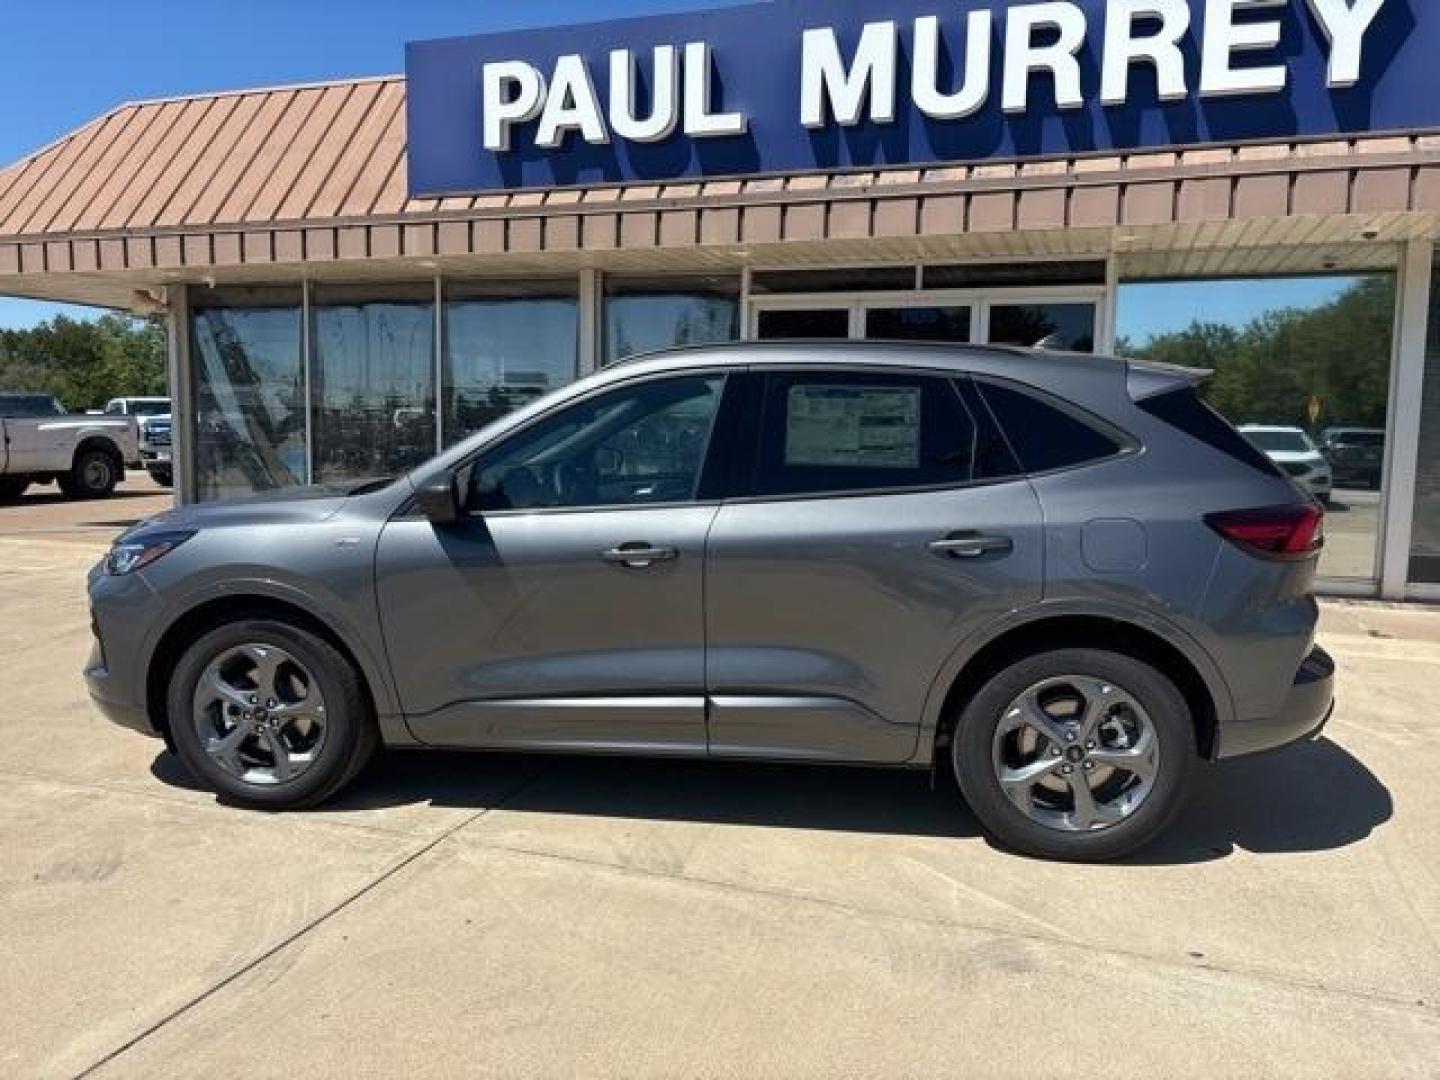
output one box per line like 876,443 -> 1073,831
140,578 -> 409,745
915,601 -> 1236,766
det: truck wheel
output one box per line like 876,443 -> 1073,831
0,478 -> 28,502
147,467 -> 173,488
59,447 -> 121,499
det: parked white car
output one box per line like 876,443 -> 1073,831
1240,425 -> 1333,505
0,392 -> 138,501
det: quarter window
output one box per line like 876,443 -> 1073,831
750,372 -> 979,497
469,375 -> 725,512
975,379 -> 1125,474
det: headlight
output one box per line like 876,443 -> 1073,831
105,530 -> 195,576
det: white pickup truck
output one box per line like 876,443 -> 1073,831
0,392 -> 138,501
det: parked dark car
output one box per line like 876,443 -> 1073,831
1318,427 -> 1385,489
85,343 -> 1333,861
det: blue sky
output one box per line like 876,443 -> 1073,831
0,2 -> 1371,337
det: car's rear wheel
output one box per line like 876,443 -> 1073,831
167,618 -> 377,810
59,447 -> 120,499
0,478 -> 28,502
951,649 -> 1195,862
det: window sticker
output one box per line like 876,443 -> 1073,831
785,385 -> 921,469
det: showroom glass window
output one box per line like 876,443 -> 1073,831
1410,263 -> 1440,585
603,274 -> 740,366
310,283 -> 436,483
190,286 -> 305,501
443,279 -> 578,447
1117,274 -> 1397,581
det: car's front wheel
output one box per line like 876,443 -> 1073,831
167,618 -> 377,810
951,648 -> 1195,862
0,478 -> 28,502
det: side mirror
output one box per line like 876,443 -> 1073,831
416,475 -> 465,526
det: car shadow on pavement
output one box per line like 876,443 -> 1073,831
150,736 -> 1391,863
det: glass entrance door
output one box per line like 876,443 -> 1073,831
864,305 -> 973,342
755,307 -> 851,340
750,291 -> 1101,351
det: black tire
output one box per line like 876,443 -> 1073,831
58,446 -> 120,499
167,618 -> 378,810
147,467 -> 173,488
0,478 -> 28,502
950,648 -> 1195,862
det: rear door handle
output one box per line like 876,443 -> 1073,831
928,533 -> 1014,559
601,543 -> 679,569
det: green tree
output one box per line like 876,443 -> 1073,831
0,312 -> 166,410
1122,277 -> 1395,431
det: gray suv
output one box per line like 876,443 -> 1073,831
86,344 -> 1334,861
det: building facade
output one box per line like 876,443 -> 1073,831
1,0 -> 1440,600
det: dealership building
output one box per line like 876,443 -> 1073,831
0,0 -> 1439,599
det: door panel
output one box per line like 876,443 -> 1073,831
377,506 -> 717,750
705,484 -> 1044,762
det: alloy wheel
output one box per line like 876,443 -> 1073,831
191,643 -> 328,785
991,675 -> 1160,833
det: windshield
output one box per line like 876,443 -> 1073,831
131,401 -> 170,417
1245,430 -> 1315,454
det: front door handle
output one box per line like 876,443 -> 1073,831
601,543 -> 679,569
928,533 -> 1014,559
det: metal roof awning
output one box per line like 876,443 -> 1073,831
0,76 -> 1437,309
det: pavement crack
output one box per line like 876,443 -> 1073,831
72,765 -> 550,1079
470,836 -> 1440,1023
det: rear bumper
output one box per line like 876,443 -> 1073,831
1217,646 -> 1335,759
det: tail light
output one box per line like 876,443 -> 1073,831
1206,504 -> 1325,560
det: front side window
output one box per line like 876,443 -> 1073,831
750,372 -> 979,498
469,375 -> 725,512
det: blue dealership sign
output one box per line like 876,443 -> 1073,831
406,0 -> 1433,196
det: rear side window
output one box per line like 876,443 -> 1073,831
750,372 -> 979,497
975,379 -> 1125,474
1137,389 -> 1282,478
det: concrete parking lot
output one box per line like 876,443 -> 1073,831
0,483 -> 1437,1078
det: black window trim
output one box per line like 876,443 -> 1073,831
968,373 -> 1140,480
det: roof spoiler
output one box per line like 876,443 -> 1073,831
1125,359 -> 1214,402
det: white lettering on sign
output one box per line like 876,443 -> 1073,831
1305,0 -> 1385,88
479,0 -> 1390,153
1002,2 -> 1088,113
1101,0 -> 1191,106
801,21 -> 899,128
1200,0 -> 1287,98
610,46 -> 681,142
912,12 -> 993,121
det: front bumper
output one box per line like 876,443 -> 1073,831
84,561 -> 165,740
1217,646 -> 1335,759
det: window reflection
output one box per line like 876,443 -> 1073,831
1411,265 -> 1440,584
444,280 -> 578,447
191,288 -> 305,501
603,274 -> 740,366
988,303 -> 1095,352
311,283 -> 435,484
1117,274 -> 1396,580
